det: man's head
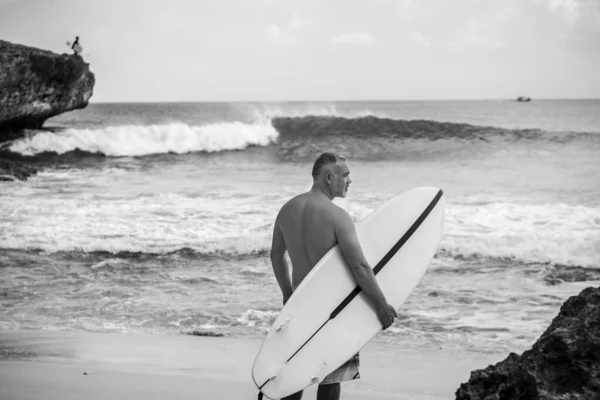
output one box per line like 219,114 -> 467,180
311,152 -> 352,199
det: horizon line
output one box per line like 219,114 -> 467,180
88,97 -> 600,104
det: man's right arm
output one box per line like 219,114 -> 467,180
271,213 -> 293,305
333,208 -> 397,330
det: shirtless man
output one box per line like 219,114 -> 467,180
270,152 -> 397,400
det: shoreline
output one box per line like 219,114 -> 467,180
0,329 -> 506,400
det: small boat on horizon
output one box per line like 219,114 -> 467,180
517,96 -> 531,102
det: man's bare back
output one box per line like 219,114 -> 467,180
276,190 -> 343,288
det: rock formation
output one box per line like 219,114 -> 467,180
456,286 -> 600,399
0,158 -> 37,182
0,39 -> 95,180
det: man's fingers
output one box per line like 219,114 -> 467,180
382,317 -> 393,330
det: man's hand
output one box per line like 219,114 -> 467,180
376,303 -> 398,330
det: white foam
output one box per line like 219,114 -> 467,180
236,309 -> 279,327
0,189 -> 277,255
441,200 -> 600,267
1,172 -> 598,266
90,258 -> 128,270
9,122 -> 279,156
246,103 -> 340,120
241,102 -> 386,122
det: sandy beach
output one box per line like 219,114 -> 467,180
0,330 -> 507,400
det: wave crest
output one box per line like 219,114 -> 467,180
8,122 -> 279,157
272,115 -> 599,143
6,114 -> 598,160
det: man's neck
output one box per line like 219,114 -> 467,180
311,184 -> 333,201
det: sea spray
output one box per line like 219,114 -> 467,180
9,122 -> 279,156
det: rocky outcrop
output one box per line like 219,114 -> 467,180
0,158 -> 37,181
0,39 -> 95,180
0,40 -> 95,135
456,286 -> 600,400
0,39 -> 95,131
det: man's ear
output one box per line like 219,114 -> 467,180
325,171 -> 332,183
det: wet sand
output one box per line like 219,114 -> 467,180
0,330 -> 505,400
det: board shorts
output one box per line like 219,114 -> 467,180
320,353 -> 360,385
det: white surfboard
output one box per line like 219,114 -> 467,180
252,187 -> 445,399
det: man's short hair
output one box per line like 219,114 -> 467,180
312,152 -> 346,178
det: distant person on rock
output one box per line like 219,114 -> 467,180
71,36 -> 82,56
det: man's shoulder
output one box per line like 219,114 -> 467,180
329,203 -> 352,226
277,192 -> 349,219
281,192 -> 307,209
305,199 -> 350,228
276,193 -> 307,219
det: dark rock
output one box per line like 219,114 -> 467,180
0,39 -> 95,181
0,158 -> 37,181
185,330 -> 225,337
544,266 -> 600,286
0,39 -> 95,136
0,147 -> 106,167
455,286 -> 600,400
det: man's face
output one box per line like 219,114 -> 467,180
331,161 -> 352,198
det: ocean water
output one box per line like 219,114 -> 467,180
1,100 -> 599,354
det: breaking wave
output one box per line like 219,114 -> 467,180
5,115 -> 598,159
270,115 -> 599,142
7,122 -> 279,157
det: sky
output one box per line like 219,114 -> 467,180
0,0 -> 598,102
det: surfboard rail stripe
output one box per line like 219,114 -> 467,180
330,188 -> 444,319
258,188 -> 444,390
285,318 -> 328,364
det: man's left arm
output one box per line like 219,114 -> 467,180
270,217 -> 293,305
